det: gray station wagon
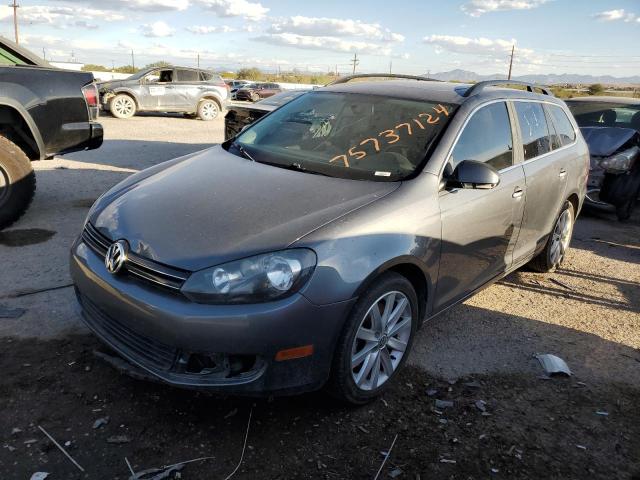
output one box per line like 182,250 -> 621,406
71,75 -> 588,404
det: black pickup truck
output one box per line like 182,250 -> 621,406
0,36 -> 103,229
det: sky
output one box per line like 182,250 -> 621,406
0,0 -> 639,77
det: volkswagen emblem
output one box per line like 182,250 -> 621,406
105,240 -> 128,274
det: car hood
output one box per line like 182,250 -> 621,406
580,126 -> 640,157
91,145 -> 399,271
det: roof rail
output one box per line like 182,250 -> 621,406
463,80 -> 553,98
327,73 -> 440,86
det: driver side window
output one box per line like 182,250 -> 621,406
451,102 -> 514,171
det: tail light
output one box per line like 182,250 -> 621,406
82,83 -> 99,120
82,83 -> 98,107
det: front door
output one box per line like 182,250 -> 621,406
171,69 -> 202,110
435,101 -> 526,310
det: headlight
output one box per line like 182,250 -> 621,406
598,146 -> 639,174
181,249 -> 316,304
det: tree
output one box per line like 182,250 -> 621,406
588,83 -> 604,96
145,61 -> 171,68
236,67 -> 262,80
82,64 -> 108,72
114,65 -> 138,74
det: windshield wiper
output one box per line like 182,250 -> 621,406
277,162 -> 333,177
232,142 -> 256,162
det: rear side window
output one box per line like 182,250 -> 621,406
176,69 -> 199,82
547,105 -> 576,146
515,102 -> 551,160
451,102 -> 514,171
200,71 -> 214,81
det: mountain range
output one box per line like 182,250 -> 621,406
428,69 -> 640,86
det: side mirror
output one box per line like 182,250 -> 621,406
448,160 -> 500,190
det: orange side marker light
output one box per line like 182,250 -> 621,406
275,345 -> 314,362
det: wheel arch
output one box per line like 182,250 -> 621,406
566,192 -> 580,218
353,256 -> 431,325
0,99 -> 44,160
197,94 -> 222,109
111,89 -> 140,108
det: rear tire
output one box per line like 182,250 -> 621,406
529,200 -> 575,273
197,99 -> 219,121
0,136 -> 36,229
327,272 -> 418,405
109,94 -> 136,119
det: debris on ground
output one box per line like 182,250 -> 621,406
389,467 -> 403,478
38,425 -> 85,472
107,435 -> 131,444
435,399 -> 454,409
93,416 -> 110,429
475,400 -> 487,412
224,408 -> 238,419
29,473 -> 49,480
595,411 -> 609,416
129,464 -> 185,480
426,388 -> 438,397
535,354 -> 572,377
373,434 -> 398,480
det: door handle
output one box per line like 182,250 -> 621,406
512,187 -> 524,199
559,168 -> 567,178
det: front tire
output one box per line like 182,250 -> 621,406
327,272 -> 418,405
0,136 -> 36,229
197,99 -> 219,121
529,200 -> 575,273
109,94 -> 136,119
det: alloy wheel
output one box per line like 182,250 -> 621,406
350,291 -> 412,391
113,96 -> 134,117
550,209 -> 572,265
200,101 -> 218,120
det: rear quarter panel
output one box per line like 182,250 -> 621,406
0,66 -> 93,157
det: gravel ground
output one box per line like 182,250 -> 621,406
0,113 -> 638,479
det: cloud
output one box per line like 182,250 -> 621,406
193,0 -> 268,21
268,16 -> 404,42
255,33 -> 395,56
423,34 -> 542,64
593,9 -> 639,23
0,5 -> 124,28
141,21 -> 175,37
48,0 -> 189,12
461,0 -> 548,17
186,25 -> 235,34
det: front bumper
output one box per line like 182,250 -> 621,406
70,238 -> 355,395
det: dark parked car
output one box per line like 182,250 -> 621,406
566,97 -> 640,220
0,36 -> 103,229
235,82 -> 283,102
225,89 -> 309,140
72,76 -> 587,404
98,66 -> 229,121
225,79 -> 251,100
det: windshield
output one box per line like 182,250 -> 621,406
227,91 -> 456,181
566,100 -> 640,132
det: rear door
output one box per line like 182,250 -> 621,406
511,101 -> 569,264
170,68 -> 201,109
435,101 -> 526,310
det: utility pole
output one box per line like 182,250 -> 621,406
335,64 -> 338,77
350,52 -> 359,74
131,49 -> 135,70
389,60 -> 392,74
9,0 -> 19,44
42,47 -> 45,61
507,44 -> 515,80
197,53 -> 200,68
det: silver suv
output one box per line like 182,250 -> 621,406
72,76 -> 588,404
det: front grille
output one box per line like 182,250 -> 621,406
82,223 -> 190,292
78,292 -> 178,371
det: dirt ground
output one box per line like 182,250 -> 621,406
0,115 -> 639,479
0,336 -> 638,480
